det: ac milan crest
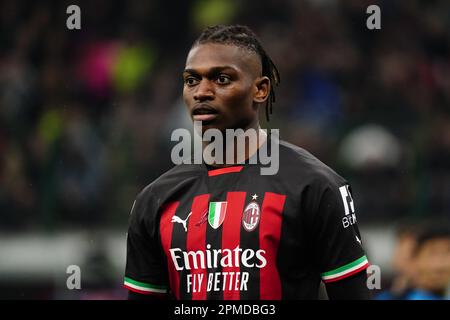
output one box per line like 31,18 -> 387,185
242,201 -> 261,232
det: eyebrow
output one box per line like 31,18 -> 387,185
182,65 -> 238,76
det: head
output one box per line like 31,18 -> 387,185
410,222 -> 450,295
182,25 -> 280,133
392,224 -> 418,277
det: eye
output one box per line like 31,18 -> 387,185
184,76 -> 199,87
216,74 -> 231,85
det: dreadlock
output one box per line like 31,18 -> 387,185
193,25 -> 280,122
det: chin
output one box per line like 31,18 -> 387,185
195,121 -> 226,133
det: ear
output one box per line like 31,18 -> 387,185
253,76 -> 270,103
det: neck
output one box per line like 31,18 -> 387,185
202,121 -> 267,168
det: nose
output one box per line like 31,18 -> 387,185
193,79 -> 214,101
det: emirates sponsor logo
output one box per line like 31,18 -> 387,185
169,244 -> 267,271
187,271 -> 250,294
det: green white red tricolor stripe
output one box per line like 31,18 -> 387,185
208,201 -> 227,229
123,277 -> 168,295
321,255 -> 369,283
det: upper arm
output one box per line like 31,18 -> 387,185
307,177 -> 369,287
124,191 -> 170,297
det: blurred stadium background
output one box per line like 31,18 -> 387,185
1,0 -> 449,299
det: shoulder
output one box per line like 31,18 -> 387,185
136,163 -> 204,202
278,139 -> 347,189
130,164 -> 203,230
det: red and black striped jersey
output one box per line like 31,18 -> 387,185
124,139 -> 369,299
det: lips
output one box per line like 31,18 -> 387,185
192,104 -> 219,122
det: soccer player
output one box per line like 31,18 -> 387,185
124,25 -> 371,300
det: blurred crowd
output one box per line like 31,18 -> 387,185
376,219 -> 450,300
1,0 -> 450,233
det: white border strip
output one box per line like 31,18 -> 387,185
321,258 -> 369,281
124,281 -> 168,294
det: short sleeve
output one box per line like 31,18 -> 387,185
124,189 -> 170,295
309,178 -> 369,283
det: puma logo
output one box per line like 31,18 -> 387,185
171,212 -> 192,232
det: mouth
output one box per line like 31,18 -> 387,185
192,104 -> 219,123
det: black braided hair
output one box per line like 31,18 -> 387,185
192,25 -> 280,122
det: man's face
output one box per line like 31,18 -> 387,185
182,43 -> 267,133
412,238 -> 450,293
